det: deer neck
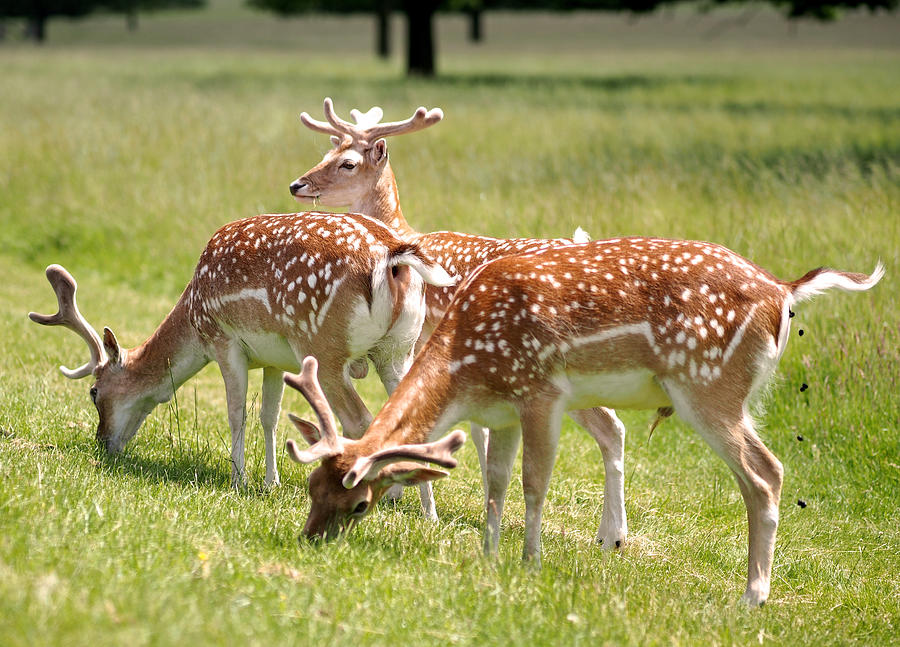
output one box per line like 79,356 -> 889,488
358,342 -> 458,453
123,295 -> 209,404
351,161 -> 416,239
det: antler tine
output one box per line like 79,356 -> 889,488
28,265 -> 106,379
299,111 -> 342,137
298,98 -> 354,138
321,97 -> 362,138
343,429 -> 467,489
283,356 -> 341,448
350,106 -> 384,127
361,105 -> 443,140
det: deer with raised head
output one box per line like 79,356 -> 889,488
283,236 -> 883,606
29,211 -> 454,487
290,98 -> 629,549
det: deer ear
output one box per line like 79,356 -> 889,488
330,135 -> 341,148
374,462 -> 449,488
288,413 -> 321,446
102,327 -> 121,365
368,139 -> 388,165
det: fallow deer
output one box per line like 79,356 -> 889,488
283,236 -> 883,606
290,99 -> 628,548
29,212 -> 455,487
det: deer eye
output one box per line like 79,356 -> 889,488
340,161 -> 356,170
89,386 -> 98,403
351,500 -> 368,516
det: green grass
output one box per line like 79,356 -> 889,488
1,4 -> 899,645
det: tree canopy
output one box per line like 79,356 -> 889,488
0,0 -> 205,41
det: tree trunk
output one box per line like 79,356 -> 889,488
127,9 -> 139,32
404,1 -> 438,77
468,9 -> 482,43
27,14 -> 46,42
376,0 -> 391,59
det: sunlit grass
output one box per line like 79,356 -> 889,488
1,6 -> 899,646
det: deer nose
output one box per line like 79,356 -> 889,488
289,181 -> 307,196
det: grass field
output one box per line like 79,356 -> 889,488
1,3 -> 899,645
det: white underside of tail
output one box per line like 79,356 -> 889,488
792,262 -> 884,303
572,227 -> 591,244
391,251 -> 457,287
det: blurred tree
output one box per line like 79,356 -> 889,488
701,0 -> 897,20
246,0 -> 897,76
0,0 -> 94,41
0,0 -> 204,41
102,0 -> 204,31
247,0 -> 441,75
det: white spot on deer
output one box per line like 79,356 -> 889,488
681,288 -> 692,301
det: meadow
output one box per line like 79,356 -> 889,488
1,3 -> 899,645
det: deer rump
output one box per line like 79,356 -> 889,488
185,213 -> 453,374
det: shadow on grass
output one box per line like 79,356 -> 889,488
434,71 -> 729,93
180,65 -> 899,120
414,71 -> 900,121
56,434 -> 243,493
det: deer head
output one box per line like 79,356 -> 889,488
290,98 -> 443,216
284,356 -> 465,541
29,265 -> 165,453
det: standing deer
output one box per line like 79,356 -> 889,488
283,236 -> 883,606
29,212 -> 454,487
290,98 -> 629,550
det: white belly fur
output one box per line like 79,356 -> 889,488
556,368 -> 672,411
468,399 -> 521,430
237,330 -> 302,372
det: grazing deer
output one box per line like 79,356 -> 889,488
29,212 -> 455,487
283,236 -> 883,606
290,98 -> 628,549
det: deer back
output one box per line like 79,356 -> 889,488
424,237 -> 791,405
414,231 -> 578,324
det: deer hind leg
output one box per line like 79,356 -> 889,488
568,407 -> 627,550
483,425 -> 521,556
470,423 -> 490,493
520,397 -> 565,565
664,382 -> 783,606
215,344 -> 250,487
260,366 -> 284,488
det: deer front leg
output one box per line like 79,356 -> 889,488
216,345 -> 250,488
483,425 -> 520,556
315,360 -> 373,440
260,366 -> 284,488
520,398 -> 564,565
371,348 -> 439,519
568,407 -> 627,550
